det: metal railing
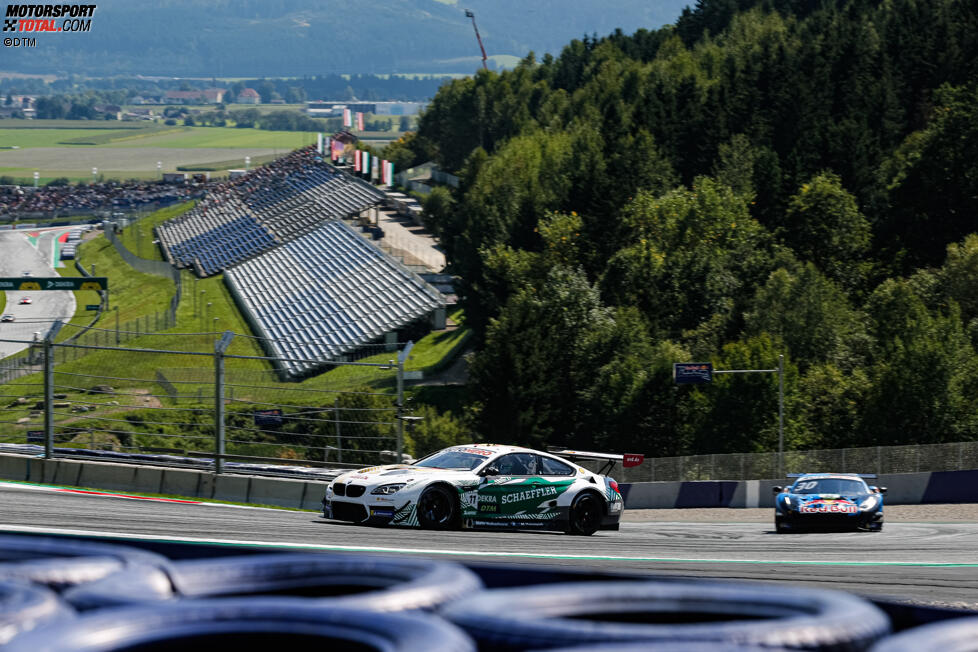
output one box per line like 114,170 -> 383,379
0,328 -> 415,477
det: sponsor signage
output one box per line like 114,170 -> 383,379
0,277 -> 108,291
623,454 -> 644,468
85,304 -> 100,311
799,501 -> 858,514
253,409 -> 283,428
673,362 -> 713,384
26,430 -> 44,443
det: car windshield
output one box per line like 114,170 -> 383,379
791,478 -> 868,495
413,449 -> 488,470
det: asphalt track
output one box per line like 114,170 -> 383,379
2,482 -> 978,609
0,228 -> 76,357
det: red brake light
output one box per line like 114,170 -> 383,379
609,480 -> 620,494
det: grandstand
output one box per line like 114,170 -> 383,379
156,147 -> 385,276
225,220 -> 445,379
153,145 -> 448,379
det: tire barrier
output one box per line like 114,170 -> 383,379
3,598 -> 476,652
0,534 -> 171,592
0,580 -> 75,645
65,552 -> 483,613
5,532 -> 978,650
538,644 -> 781,652
440,580 -> 891,651
869,616 -> 978,651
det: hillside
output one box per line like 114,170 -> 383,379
405,0 -> 978,457
2,0 -> 689,77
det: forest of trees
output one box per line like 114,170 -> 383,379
402,0 -> 978,458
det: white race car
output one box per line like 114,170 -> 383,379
322,444 -> 642,535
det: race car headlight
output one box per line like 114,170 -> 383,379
780,495 -> 792,510
859,495 -> 880,511
371,483 -> 407,495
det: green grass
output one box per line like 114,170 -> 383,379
54,257 -> 103,344
0,292 -> 5,314
58,126 -> 188,146
113,127 -> 318,149
0,128 -> 135,148
0,120 -> 151,130
176,152 -> 282,172
0,215 -> 468,457
116,202 -> 195,261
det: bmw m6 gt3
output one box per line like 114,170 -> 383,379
322,444 -> 642,535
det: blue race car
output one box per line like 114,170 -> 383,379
773,473 -> 886,533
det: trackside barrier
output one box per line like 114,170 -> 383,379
618,470 -> 967,509
1,530 -> 978,650
3,452 -> 978,510
0,453 -> 328,510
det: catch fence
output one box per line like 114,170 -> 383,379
614,444 -> 978,483
0,328 -> 414,476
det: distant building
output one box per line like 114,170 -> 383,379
306,101 -> 426,117
201,88 -> 227,103
237,88 -> 261,104
163,88 -> 227,105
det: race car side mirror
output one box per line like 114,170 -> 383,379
878,486 -> 887,494
772,486 -> 783,494
481,465 -> 500,477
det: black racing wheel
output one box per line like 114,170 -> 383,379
417,485 -> 460,530
568,491 -> 602,536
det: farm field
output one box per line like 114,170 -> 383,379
0,125 -> 320,182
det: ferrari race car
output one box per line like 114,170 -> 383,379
773,473 -> 886,533
322,444 -> 643,535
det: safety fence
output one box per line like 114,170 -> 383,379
0,330 -> 414,476
616,442 -> 978,483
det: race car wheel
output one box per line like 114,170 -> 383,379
0,581 -> 75,646
418,485 -> 460,530
441,579 -> 891,651
3,599 -> 476,652
0,534 -> 172,591
568,491 -> 601,536
65,552 -> 482,613
774,518 -> 788,534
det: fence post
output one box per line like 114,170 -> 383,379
395,341 -> 414,464
42,321 -> 63,460
43,338 -> 54,459
334,397 -> 342,463
214,331 -> 235,474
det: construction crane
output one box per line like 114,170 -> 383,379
465,9 -> 488,71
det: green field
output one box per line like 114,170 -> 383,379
0,123 -> 320,183
0,125 -> 318,150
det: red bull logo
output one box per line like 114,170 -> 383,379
799,499 -> 857,514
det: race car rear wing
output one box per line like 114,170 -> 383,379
547,447 -> 645,476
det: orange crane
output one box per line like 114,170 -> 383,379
465,10 -> 488,71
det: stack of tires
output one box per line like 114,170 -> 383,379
0,532 -> 971,650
